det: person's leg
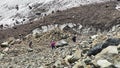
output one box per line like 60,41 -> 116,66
52,46 -> 55,49
74,39 -> 76,42
52,46 -> 54,49
73,38 -> 76,42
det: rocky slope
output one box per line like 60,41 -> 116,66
0,1 -> 120,68
0,23 -> 120,68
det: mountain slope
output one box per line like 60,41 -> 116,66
0,1 -> 119,42
0,0 -> 112,28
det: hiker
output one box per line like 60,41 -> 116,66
0,24 -> 3,29
28,6 -> 32,9
15,5 -> 19,10
50,40 -> 56,49
72,34 -> 77,43
19,34 -> 22,40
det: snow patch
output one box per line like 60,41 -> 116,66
0,0 -> 113,28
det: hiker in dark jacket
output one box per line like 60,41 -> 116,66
15,5 -> 19,10
72,34 -> 77,43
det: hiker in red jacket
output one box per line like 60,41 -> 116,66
50,40 -> 56,49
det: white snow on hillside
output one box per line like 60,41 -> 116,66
0,0 -> 114,28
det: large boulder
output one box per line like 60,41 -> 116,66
115,62 -> 120,68
1,41 -> 9,47
32,28 -> 42,37
87,38 -> 120,56
56,40 -> 68,48
97,59 -> 112,68
95,46 -> 118,60
87,43 -> 103,56
105,46 -> 118,54
102,38 -> 120,48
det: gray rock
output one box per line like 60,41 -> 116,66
0,53 -> 5,60
103,46 -> 118,54
1,41 -> 9,47
87,38 -> 120,56
73,60 -> 83,68
96,46 -> 118,58
64,55 -> 73,65
2,47 -> 9,52
73,49 -> 82,59
100,38 -> 120,50
32,28 -> 42,37
59,24 -> 68,30
97,59 -> 112,68
90,34 -> 99,39
56,40 -> 68,48
61,34 -> 69,39
41,26 -> 48,32
65,55 -> 79,65
67,23 -> 75,28
115,62 -> 120,68
87,43 -> 103,56
27,48 -> 33,52
39,65 -> 45,68
118,44 -> 120,48
84,57 -> 92,65
54,60 -> 61,67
